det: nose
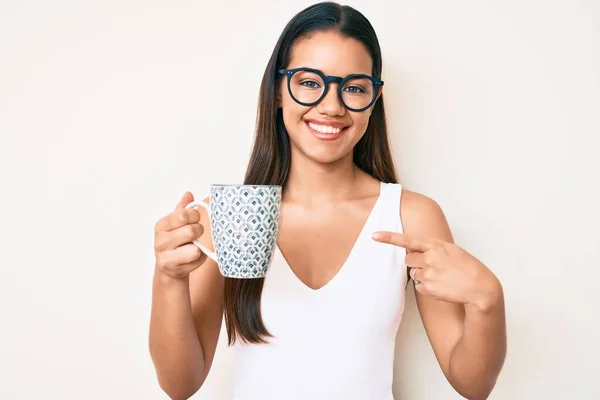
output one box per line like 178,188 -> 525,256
316,83 -> 345,117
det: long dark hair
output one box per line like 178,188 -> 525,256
223,1 -> 398,345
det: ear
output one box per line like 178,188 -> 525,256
275,80 -> 283,108
369,87 -> 384,115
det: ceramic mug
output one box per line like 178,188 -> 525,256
185,184 -> 282,279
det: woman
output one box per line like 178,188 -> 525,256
149,2 -> 506,400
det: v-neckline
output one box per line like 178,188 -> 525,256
275,182 -> 385,293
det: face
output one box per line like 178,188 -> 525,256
279,30 -> 381,165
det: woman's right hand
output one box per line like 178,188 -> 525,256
154,192 -> 207,279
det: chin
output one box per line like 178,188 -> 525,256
287,123 -> 362,165
300,147 -> 352,165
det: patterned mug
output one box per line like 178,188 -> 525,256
185,184 -> 282,279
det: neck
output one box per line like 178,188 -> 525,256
284,149 -> 361,204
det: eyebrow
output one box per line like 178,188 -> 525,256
286,66 -> 374,77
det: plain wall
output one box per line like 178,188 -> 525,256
1,0 -> 599,399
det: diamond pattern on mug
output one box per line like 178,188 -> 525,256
209,185 -> 282,278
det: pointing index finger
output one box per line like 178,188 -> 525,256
371,231 -> 434,252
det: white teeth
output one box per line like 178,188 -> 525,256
308,122 -> 342,134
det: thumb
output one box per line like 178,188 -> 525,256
175,191 -> 195,210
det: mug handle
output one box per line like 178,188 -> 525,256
185,201 -> 217,262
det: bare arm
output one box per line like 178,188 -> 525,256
404,191 -> 506,399
149,194 -> 224,400
373,190 -> 506,400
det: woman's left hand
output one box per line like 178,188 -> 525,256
372,231 -> 503,312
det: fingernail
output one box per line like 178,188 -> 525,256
372,232 -> 382,240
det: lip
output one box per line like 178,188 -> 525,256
305,119 -> 347,129
305,121 -> 348,141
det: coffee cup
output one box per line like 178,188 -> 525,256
185,184 -> 282,279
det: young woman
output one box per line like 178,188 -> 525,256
149,2 -> 506,399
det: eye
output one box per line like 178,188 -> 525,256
343,85 -> 365,94
300,80 -> 322,89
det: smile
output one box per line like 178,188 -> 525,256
307,122 -> 344,134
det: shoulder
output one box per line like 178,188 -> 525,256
400,189 -> 453,242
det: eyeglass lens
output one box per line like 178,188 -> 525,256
288,70 -> 375,110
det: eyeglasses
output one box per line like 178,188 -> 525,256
278,67 -> 384,112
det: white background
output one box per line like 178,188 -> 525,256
1,0 -> 599,399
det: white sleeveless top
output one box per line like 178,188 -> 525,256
232,182 -> 407,400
